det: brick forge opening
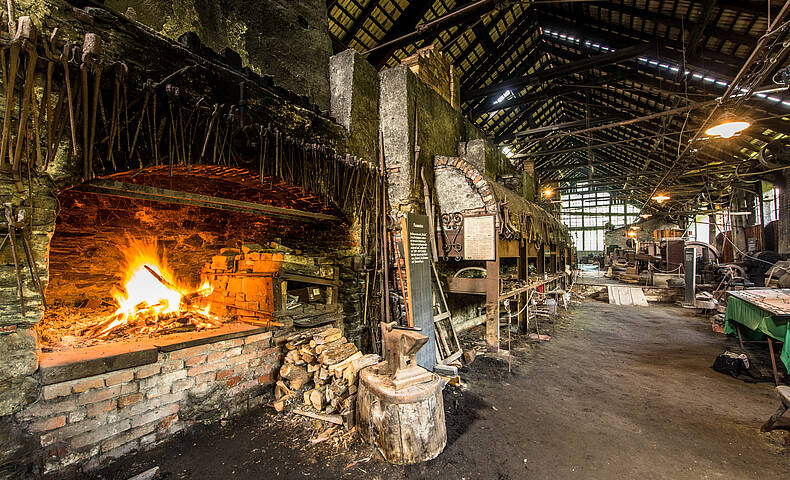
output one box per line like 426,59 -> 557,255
20,165 -> 351,475
40,165 -> 344,350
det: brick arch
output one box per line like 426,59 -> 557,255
434,156 -> 499,216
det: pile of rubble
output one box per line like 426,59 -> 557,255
274,326 -> 379,429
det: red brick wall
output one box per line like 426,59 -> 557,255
16,331 -> 280,475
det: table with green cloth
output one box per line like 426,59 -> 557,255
723,290 -> 790,372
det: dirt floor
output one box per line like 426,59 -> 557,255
93,301 -> 790,480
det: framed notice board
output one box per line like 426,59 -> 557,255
401,212 -> 436,371
463,215 -> 496,260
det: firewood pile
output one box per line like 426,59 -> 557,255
274,326 -> 380,429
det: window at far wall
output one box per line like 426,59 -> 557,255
561,189 -> 631,253
764,185 -> 780,226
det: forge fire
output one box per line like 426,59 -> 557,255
37,241 -> 223,350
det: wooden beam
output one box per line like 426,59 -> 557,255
76,180 -> 343,223
341,0 -> 379,44
535,6 -> 741,77
598,2 -> 757,48
459,15 -> 538,92
485,253 -> 500,352
463,43 -> 653,101
365,0 -> 500,67
475,72 -> 629,116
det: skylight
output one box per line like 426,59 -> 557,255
494,89 -> 514,104
541,28 -> 789,109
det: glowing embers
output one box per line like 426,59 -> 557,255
88,240 -> 220,339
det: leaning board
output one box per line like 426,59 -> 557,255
607,286 -> 649,306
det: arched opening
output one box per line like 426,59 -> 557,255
38,165 -> 349,351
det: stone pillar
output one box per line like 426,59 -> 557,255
329,49 -> 380,164
0,171 -> 55,478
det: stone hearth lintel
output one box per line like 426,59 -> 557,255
39,323 -> 270,385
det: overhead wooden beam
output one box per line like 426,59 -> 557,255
365,0 -> 499,67
459,16 -> 539,93
342,0 -> 380,44
463,43 -> 653,101
535,6 -> 741,77
511,99 -> 719,140
687,0 -> 720,56
475,71 -> 629,116
514,130 -> 685,158
76,180 -> 343,223
598,2 -> 757,48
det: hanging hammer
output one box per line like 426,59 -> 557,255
10,17 -> 38,184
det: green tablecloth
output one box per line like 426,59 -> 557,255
724,296 -> 790,370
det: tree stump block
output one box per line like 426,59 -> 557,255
356,363 -> 446,464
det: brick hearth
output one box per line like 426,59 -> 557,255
17,327 -> 281,475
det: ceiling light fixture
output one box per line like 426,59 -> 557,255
652,194 -> 670,204
543,187 -> 553,197
705,112 -> 750,139
639,213 -> 652,219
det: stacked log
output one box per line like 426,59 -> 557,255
274,326 -> 380,428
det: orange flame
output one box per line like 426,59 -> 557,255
96,239 -> 217,337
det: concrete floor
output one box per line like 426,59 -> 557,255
413,302 -> 790,480
95,301 -> 790,480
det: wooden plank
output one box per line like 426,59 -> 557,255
445,277 -> 487,295
630,288 -> 649,306
486,255 -> 500,352
292,409 -> 343,425
608,286 -> 648,306
279,272 -> 340,286
77,179 -> 343,223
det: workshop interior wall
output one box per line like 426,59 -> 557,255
0,2 -> 366,477
102,0 -> 334,110
379,64 -> 484,215
605,217 -> 681,250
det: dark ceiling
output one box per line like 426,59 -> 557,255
327,0 -> 790,213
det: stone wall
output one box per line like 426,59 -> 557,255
458,138 -> 537,202
15,330 -> 279,476
401,46 -> 460,110
102,0 -> 334,110
329,50 -> 381,164
379,64 -> 483,215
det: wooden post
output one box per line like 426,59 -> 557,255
485,244 -> 500,352
537,244 -> 545,275
517,240 -> 527,332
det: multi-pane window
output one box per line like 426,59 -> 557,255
560,188 -> 635,253
764,186 -> 780,225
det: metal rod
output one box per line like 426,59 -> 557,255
379,130 -> 391,324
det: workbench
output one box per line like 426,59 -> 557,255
723,289 -> 790,383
